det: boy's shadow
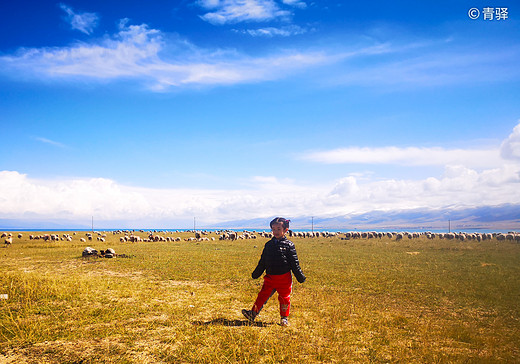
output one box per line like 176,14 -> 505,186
192,317 -> 270,327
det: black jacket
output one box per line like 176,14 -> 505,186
252,236 -> 306,283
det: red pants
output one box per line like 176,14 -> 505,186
252,272 -> 292,317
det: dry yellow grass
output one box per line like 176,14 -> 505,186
1,231 -> 519,363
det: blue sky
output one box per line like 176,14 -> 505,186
1,1 -> 519,228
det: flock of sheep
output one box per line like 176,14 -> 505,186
3,229 -> 520,248
341,231 -> 520,242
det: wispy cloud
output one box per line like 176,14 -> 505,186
302,146 -> 502,169
59,3 -> 99,35
1,15 -> 517,92
0,20 -> 330,90
281,0 -> 306,9
33,136 -> 67,148
197,0 -> 292,25
302,122 -> 520,170
328,46 -> 520,89
234,24 -> 307,37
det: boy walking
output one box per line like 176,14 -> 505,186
242,217 -> 306,326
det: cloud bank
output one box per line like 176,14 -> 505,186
2,122 -> 519,228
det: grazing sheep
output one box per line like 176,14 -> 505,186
4,237 -> 12,247
82,247 -> 98,257
104,248 -> 116,258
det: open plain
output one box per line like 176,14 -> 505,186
1,230 -> 519,363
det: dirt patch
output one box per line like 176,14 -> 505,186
1,338 -> 130,364
85,269 -> 145,280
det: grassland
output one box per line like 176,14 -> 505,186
1,231 -> 519,363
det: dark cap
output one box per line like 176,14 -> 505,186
270,217 -> 290,229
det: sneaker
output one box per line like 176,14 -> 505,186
280,317 -> 289,327
242,309 -> 257,322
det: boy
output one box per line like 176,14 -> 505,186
242,217 -> 306,327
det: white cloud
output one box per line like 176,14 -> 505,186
302,122 -> 520,171
4,18 -> 511,92
1,124 -> 520,227
281,0 -> 306,9
33,136 -> 67,148
0,172 -> 315,225
0,21 -> 329,90
198,0 -> 291,25
320,164 -> 520,216
500,121 -> 520,161
235,24 -> 307,37
301,146 -> 502,169
60,3 -> 99,35
1,160 -> 519,227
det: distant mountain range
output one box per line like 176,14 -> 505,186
1,204 -> 519,231
210,204 -> 520,231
